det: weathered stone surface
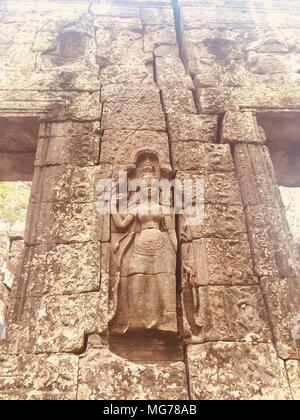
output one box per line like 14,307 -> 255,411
100,130 -> 170,166
246,224 -> 279,278
84,292 -> 108,336
286,360 -> 300,400
102,102 -> 165,131
0,1 -> 97,93
65,92 -> 102,121
0,353 -> 78,400
34,21 -> 99,92
6,286 -> 108,355
193,65 -> 218,88
143,25 -> 177,54
173,143 -> 235,173
26,293 -> 86,353
177,171 -> 243,206
248,145 -> 285,207
187,343 -> 291,400
0,229 -> 25,341
25,201 -> 109,245
180,204 -> 248,241
35,121 -> 101,167
247,52 -> 289,76
109,333 -> 183,363
84,264 -> 109,335
161,89 -> 196,114
234,144 -> 298,277
181,239 -> 257,286
8,239 -> 24,278
196,84 -> 300,113
154,55 -> 193,89
1,0 -> 300,401
3,278 -> 109,355
167,113 -> 217,143
95,21 -> 144,67
177,0 -> 300,115
222,111 -> 266,144
101,84 -> 161,104
260,277 -> 300,360
184,286 -> 271,343
13,242 -> 101,297
246,205 -> 297,278
31,165 -> 111,204
99,61 -> 154,86
78,346 -> 188,400
233,143 -> 283,208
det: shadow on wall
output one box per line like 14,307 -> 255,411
42,31 -> 91,67
0,117 -> 39,182
257,111 -> 300,252
257,112 -> 300,187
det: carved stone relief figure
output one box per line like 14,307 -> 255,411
181,241 -> 203,339
109,151 -> 178,336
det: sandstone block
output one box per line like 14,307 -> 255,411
78,347 -> 188,400
36,121 -> 101,167
173,143 -> 235,173
161,89 -> 197,114
100,130 -> 170,166
102,102 -> 165,131
154,55 -> 193,89
187,342 -> 291,400
181,238 -> 257,286
177,171 -> 242,206
222,111 -> 266,144
185,286 -> 271,343
13,242 -> 101,298
180,204 -> 248,241
260,277 -> 300,360
0,353 -> 78,400
25,202 -> 109,245
143,25 -> 177,54
167,113 -> 217,143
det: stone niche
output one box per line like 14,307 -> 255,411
0,117 -> 39,182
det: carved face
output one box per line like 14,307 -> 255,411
136,155 -> 157,182
137,156 -> 155,179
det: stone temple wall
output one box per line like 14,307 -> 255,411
0,231 -> 24,340
0,0 -> 299,400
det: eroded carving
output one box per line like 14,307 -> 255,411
109,151 -> 178,335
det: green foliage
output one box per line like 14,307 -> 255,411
0,182 -> 31,227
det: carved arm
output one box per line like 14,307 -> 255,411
112,213 -> 135,231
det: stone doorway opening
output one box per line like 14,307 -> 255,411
0,116 -> 39,339
257,111 -> 300,254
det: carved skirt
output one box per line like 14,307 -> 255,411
110,229 -> 177,333
127,229 -> 175,276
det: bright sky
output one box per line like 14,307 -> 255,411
280,187 -> 300,243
